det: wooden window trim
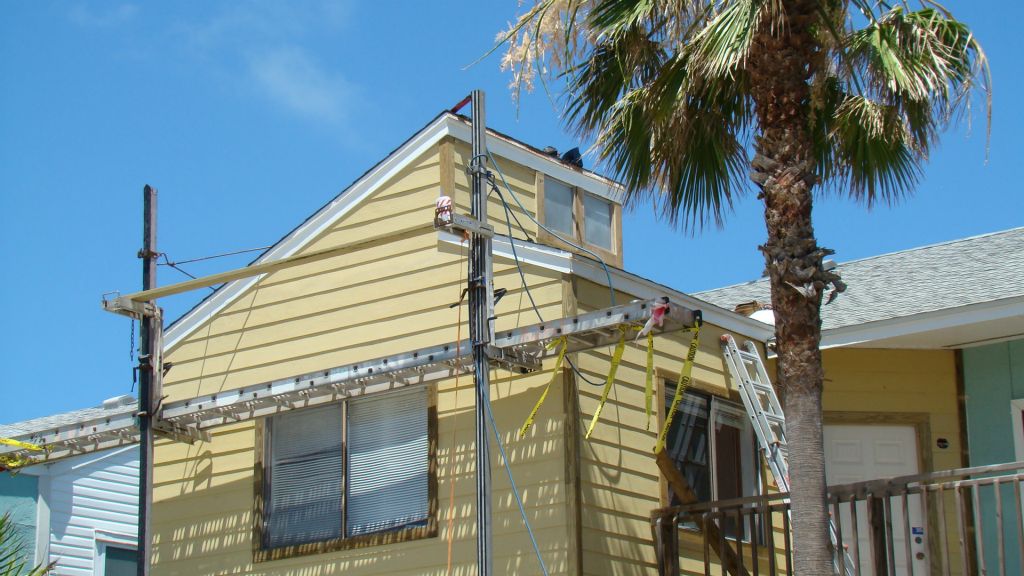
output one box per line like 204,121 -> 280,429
654,369 -> 758,510
252,386 -> 438,563
535,172 -> 623,268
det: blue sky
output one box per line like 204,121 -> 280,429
1,1 -> 1020,421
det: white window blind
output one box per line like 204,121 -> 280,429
544,178 -> 574,235
346,387 -> 429,536
266,404 -> 343,547
583,193 -> 612,249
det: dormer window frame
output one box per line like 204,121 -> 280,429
535,172 -> 623,268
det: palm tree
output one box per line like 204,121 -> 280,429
500,1 -> 989,572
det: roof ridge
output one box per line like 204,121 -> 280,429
830,226 -> 1024,268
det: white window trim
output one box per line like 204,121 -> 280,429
94,531 -> 137,576
1011,399 -> 1024,463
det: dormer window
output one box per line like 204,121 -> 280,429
537,173 -> 621,265
583,193 -> 613,250
543,178 -> 575,237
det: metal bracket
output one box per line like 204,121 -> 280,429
435,213 -> 494,239
153,420 -> 210,444
485,345 -> 541,374
101,294 -> 158,319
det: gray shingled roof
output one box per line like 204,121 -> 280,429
0,395 -> 136,439
695,227 -> 1024,331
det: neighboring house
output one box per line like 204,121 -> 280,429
0,395 -> 140,576
149,111 -> 775,575
696,227 -> 1024,574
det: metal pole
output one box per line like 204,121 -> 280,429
468,90 -> 494,576
137,184 -> 158,576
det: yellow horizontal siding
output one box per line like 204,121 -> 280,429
154,143 -> 574,575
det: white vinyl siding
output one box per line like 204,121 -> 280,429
41,446 -> 139,576
266,404 -> 344,547
583,193 -> 612,249
264,387 -> 430,547
346,388 -> 429,535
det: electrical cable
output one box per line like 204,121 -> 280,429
484,387 -> 550,576
485,151 -> 616,307
160,245 -> 272,266
491,180 -> 603,387
446,240 -> 466,575
158,254 -> 216,291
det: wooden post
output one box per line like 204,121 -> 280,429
867,494 -> 889,576
137,184 -> 159,576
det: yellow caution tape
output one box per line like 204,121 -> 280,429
644,331 -> 655,429
519,337 -> 568,438
585,326 -> 636,439
0,438 -> 44,473
0,437 -> 43,451
655,321 -> 702,453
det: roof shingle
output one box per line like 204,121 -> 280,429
694,227 -> 1024,331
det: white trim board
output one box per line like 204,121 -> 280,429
164,114 -> 625,352
437,231 -> 773,341
819,295 -> 1024,350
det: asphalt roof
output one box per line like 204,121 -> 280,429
694,227 -> 1024,331
0,395 -> 136,439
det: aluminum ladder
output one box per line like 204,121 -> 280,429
1,298 -> 699,465
720,334 -> 855,576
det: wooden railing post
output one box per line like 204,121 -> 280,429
867,494 -> 889,576
652,511 -> 680,576
655,450 -> 751,576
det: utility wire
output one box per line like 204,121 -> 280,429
485,151 -> 616,307
158,254 -> 216,291
485,388 -> 550,576
161,245 -> 272,266
491,179 -> 602,387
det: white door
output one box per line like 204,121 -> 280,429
824,424 -> 928,576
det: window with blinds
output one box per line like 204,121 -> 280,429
261,386 -> 432,552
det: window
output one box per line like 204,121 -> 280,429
257,386 -> 435,558
538,175 -> 620,263
582,193 -> 613,250
101,546 -> 138,576
543,177 -> 575,236
664,387 -> 759,539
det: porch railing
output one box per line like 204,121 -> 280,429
651,461 -> 1024,576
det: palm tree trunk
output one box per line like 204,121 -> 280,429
748,1 -> 833,574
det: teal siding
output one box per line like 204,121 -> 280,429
963,339 -> 1024,575
0,473 -> 38,567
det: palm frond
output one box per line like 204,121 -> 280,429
582,53 -> 752,229
687,0 -> 767,79
824,95 -> 923,206
0,511 -> 53,576
844,7 -> 991,148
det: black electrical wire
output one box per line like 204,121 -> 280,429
162,245 -> 272,266
489,179 -> 602,385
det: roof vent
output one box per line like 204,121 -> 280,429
560,147 -> 583,169
542,146 -> 559,157
823,259 -> 837,271
102,394 -> 136,410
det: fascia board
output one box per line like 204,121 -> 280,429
164,114 -> 456,351
445,119 -> 624,203
437,231 -> 573,274
569,258 -> 775,341
820,295 -> 1024,349
439,232 -> 772,341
